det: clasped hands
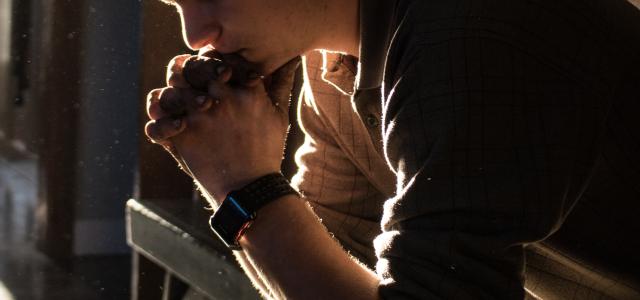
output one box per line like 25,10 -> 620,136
145,50 -> 301,204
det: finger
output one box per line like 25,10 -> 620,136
190,95 -> 215,112
156,138 -> 174,151
207,80 -> 234,103
166,54 -> 192,88
178,88 -> 215,112
241,71 -> 264,88
145,117 -> 186,143
147,88 -> 166,120
158,87 -> 213,117
221,53 -> 262,86
216,64 -> 233,83
267,56 -> 302,111
158,87 -> 187,117
199,47 -> 223,59
183,56 -> 232,91
167,71 -> 190,88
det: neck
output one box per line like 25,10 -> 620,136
314,0 -> 360,56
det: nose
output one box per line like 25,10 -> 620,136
178,3 -> 220,51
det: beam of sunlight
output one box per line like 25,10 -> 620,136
0,280 -> 15,300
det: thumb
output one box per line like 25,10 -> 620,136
267,56 -> 302,113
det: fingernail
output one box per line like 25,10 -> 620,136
173,118 -> 182,129
216,64 -> 228,75
195,96 -> 207,106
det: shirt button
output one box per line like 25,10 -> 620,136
365,114 -> 379,128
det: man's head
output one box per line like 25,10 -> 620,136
162,0 -> 360,74
162,0 -> 336,74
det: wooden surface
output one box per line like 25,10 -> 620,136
33,0 -> 85,264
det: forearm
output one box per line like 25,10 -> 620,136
233,251 -> 276,299
236,194 -> 380,300
197,179 -> 274,297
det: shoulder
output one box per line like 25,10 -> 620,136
384,0 -> 628,98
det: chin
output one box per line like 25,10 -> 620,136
259,61 -> 282,76
243,49 -> 298,76
242,59 -> 280,76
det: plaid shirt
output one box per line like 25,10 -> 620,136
292,0 -> 640,298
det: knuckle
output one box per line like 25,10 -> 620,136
144,121 -> 160,141
166,73 -> 177,85
184,57 -> 223,90
159,89 -> 184,112
192,96 -> 212,111
167,73 -> 188,88
168,54 -> 190,69
159,87 -> 178,101
147,103 -> 163,120
147,88 -> 162,102
160,91 -> 186,114
167,55 -> 191,81
145,117 -> 184,143
146,90 -> 166,119
150,119 -> 178,141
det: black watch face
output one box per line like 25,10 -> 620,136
210,196 -> 253,249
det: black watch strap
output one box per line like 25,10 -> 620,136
228,173 -> 299,214
209,173 -> 298,250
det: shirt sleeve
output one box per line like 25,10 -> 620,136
375,28 -> 603,299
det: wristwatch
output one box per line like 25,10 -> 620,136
209,173 -> 299,250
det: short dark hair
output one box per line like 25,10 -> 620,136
158,0 -> 176,6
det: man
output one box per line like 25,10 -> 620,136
145,0 -> 640,298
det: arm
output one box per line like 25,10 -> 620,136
212,53 -> 383,299
146,55 -> 383,299
236,194 -> 380,300
145,25 -> 595,298
232,251 -> 276,299
375,22 -> 602,298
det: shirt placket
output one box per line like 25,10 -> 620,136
353,88 -> 384,157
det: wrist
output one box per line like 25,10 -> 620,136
238,193 -> 302,248
202,168 -> 282,204
208,172 -> 299,250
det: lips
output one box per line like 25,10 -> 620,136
195,26 -> 232,54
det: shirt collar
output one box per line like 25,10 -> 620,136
355,0 -> 398,91
321,52 -> 357,95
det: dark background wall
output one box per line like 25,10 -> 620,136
0,0 -> 145,259
73,0 -> 142,255
0,0 -> 198,297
